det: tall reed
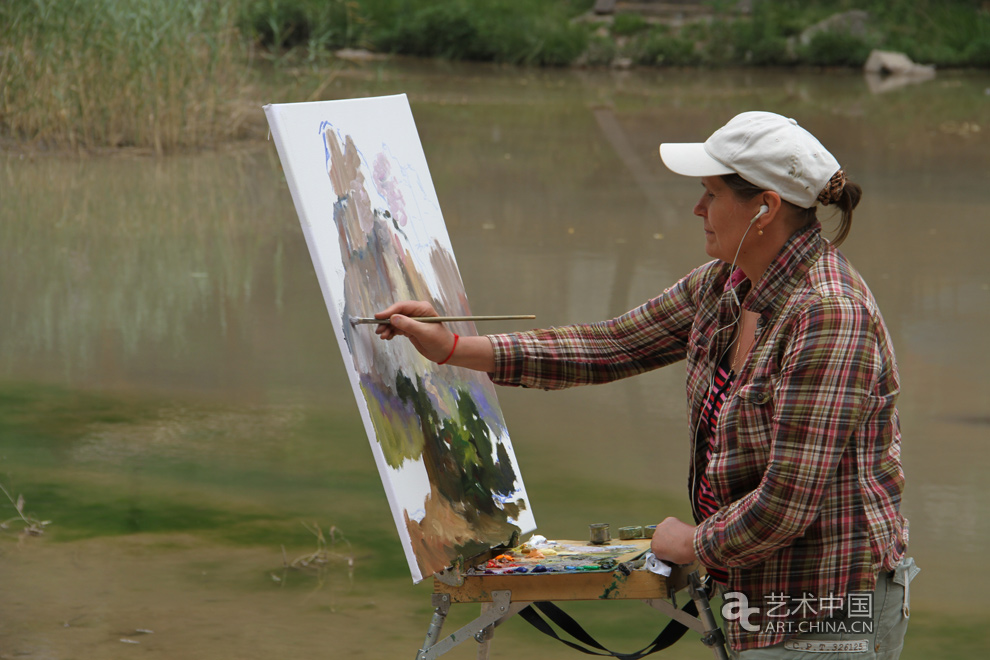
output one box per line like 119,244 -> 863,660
0,0 -> 251,152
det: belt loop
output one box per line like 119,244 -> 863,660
901,570 -> 910,618
892,557 -> 920,618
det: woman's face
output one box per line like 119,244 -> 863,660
694,176 -> 758,264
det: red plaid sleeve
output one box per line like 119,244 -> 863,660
487,264 -> 717,390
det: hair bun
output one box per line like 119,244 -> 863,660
817,169 -> 847,206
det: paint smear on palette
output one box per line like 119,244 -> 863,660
265,96 -> 536,582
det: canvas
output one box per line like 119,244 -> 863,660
264,95 -> 536,583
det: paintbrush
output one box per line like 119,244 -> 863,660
350,315 -> 535,326
617,550 -> 651,576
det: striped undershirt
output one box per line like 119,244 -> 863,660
695,359 -> 735,585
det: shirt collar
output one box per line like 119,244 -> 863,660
741,221 -> 825,317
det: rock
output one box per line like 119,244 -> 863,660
863,49 -> 934,76
864,50 -> 936,93
800,10 -> 871,46
593,0 -> 617,15
334,48 -> 388,62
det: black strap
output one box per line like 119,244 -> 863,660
519,598 -> 700,660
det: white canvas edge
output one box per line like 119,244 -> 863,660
265,98 -> 427,582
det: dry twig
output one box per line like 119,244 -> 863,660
271,522 -> 355,598
0,482 -> 50,537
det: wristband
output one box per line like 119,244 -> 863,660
437,334 -> 459,365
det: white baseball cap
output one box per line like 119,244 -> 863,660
659,111 -> 840,209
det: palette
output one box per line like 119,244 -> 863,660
434,538 -> 688,605
467,539 -> 644,576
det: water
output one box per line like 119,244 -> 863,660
1,61 -> 988,658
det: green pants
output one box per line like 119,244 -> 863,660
731,558 -> 919,660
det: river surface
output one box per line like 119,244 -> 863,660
1,60 -> 988,659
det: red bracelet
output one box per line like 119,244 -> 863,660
437,334 -> 459,365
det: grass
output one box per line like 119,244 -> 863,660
376,0 -> 590,66
0,0 -> 252,152
272,522 -> 355,593
240,0 -> 595,60
239,0 -> 371,53
0,481 -> 51,537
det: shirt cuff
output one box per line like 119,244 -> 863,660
487,333 -> 525,386
693,516 -> 721,569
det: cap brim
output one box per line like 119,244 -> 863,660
659,143 -> 735,177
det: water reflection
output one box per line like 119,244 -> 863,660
1,62 -> 988,657
1,149 -> 294,387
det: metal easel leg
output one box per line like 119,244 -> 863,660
475,601 -> 495,660
686,571 -> 729,660
416,593 -> 451,660
416,591 -> 519,660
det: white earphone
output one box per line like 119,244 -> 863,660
726,204 -> 770,307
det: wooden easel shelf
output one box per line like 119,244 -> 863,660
434,539 -> 690,603
418,539 -> 728,660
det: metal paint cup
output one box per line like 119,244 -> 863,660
618,526 -> 644,540
589,523 -> 610,545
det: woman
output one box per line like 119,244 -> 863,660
375,111 -> 914,658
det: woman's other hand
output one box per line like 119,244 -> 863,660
651,517 -> 699,565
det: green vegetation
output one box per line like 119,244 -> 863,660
232,0 -> 990,70
2,0 -> 988,150
0,381 -> 389,567
375,2 -> 588,66
239,0 -> 370,52
627,26 -> 697,66
711,0 -> 990,67
239,0 -> 593,63
0,0 -> 250,152
610,13 -> 650,38
610,0 -> 990,68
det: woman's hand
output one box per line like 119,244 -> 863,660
650,517 -> 698,565
374,301 -> 455,362
373,301 -> 496,372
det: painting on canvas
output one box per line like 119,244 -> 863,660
264,95 -> 536,582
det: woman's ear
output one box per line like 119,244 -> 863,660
757,191 -> 783,227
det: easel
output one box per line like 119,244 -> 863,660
416,539 -> 729,660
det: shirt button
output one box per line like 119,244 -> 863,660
757,392 -> 770,403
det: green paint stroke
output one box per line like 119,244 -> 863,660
600,572 -> 628,600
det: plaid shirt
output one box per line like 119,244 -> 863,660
489,222 -> 908,651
